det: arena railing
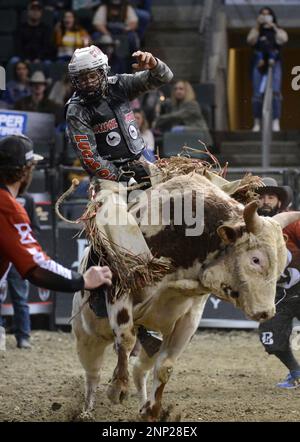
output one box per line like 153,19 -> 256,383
262,65 -> 273,168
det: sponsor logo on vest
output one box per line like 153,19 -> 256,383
125,111 -> 135,123
106,131 -> 121,146
93,118 -> 118,134
128,124 -> 138,140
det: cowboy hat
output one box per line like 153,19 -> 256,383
256,177 -> 293,210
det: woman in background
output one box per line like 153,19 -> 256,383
54,10 -> 91,61
1,62 -> 31,108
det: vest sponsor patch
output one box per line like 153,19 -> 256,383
106,131 -> 121,146
125,111 -> 135,123
128,124 -> 138,140
93,118 -> 118,134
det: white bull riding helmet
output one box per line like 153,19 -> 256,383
68,45 -> 109,101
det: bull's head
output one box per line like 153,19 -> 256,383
200,201 -> 300,322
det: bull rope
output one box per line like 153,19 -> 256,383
55,178 -> 82,224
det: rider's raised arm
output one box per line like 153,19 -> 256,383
118,58 -> 174,102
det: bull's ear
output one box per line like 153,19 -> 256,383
217,225 -> 239,245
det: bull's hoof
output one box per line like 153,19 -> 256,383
138,403 -> 181,422
106,380 -> 129,405
138,402 -> 159,422
73,410 -> 95,422
159,404 -> 182,422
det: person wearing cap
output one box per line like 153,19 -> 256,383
256,177 -> 300,389
0,135 -> 113,351
14,71 -> 64,126
0,191 -> 41,350
15,0 -> 55,63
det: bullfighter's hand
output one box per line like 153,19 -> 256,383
132,51 -> 158,71
83,266 -> 112,290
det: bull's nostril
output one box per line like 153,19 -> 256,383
259,312 -> 269,321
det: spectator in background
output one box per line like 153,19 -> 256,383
134,109 -> 155,162
0,193 -> 41,349
134,109 -> 154,152
155,80 -> 210,134
94,34 -> 126,74
92,0 -> 140,53
54,10 -> 91,61
130,0 -> 152,43
1,62 -> 31,108
247,7 -> 288,132
15,0 -> 55,63
48,73 -> 73,106
14,71 -> 64,127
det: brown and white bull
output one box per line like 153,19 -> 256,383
72,172 -> 300,421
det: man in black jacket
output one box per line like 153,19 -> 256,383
16,0 -> 55,62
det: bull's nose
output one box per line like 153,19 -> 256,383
252,310 -> 274,322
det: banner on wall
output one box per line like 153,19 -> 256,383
0,111 -> 27,137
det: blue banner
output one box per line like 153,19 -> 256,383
0,111 -> 28,137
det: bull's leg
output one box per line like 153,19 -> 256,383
132,347 -> 158,408
106,292 -> 136,404
77,335 -> 108,412
72,291 -> 111,413
140,297 -> 208,421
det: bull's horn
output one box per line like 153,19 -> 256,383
243,200 -> 263,234
273,211 -> 300,229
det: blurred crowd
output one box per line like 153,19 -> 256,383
0,0 -> 212,165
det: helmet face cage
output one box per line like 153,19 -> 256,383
70,66 -> 109,100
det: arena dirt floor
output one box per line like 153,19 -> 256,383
1,329 -> 300,422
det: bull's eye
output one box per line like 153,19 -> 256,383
252,257 -> 260,265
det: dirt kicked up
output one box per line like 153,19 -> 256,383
0,329 -> 300,422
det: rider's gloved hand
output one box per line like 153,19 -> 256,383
118,162 -> 150,186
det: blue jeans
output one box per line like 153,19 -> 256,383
1,265 -> 31,342
135,8 -> 151,40
251,54 -> 282,119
